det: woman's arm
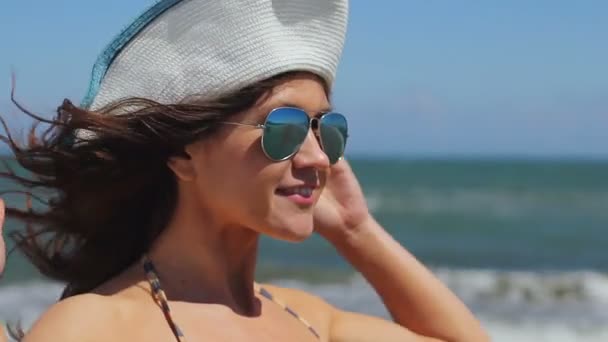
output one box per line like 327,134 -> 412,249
327,217 -> 490,342
313,161 -> 489,342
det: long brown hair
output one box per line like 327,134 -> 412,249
1,71 -> 322,300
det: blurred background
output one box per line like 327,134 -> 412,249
1,1 -> 607,341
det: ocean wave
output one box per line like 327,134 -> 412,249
275,268 -> 608,342
273,268 -> 608,313
433,268 -> 608,329
365,188 -> 608,218
434,268 -> 608,304
0,282 -> 63,328
2,268 -> 608,342
482,319 -> 608,342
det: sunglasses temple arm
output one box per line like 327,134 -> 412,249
219,122 -> 265,129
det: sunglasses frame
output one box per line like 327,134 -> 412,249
220,106 -> 348,163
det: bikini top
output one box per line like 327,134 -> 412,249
142,256 -> 320,341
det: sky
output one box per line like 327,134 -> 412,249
0,0 -> 606,159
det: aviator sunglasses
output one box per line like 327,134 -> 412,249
221,107 -> 348,165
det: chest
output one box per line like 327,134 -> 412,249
122,300 -> 323,342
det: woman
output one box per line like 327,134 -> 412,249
1,0 -> 489,341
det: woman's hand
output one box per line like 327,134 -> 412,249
313,159 -> 372,241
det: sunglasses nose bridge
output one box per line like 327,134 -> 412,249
309,117 -> 321,139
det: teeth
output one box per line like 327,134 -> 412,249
280,187 -> 313,197
295,187 -> 313,197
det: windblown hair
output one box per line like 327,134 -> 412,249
1,71 -> 322,301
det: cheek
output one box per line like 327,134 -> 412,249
195,159 -> 287,225
191,131 -> 296,227
239,164 -> 287,215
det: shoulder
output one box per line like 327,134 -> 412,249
0,325 -> 7,342
261,283 -> 436,342
259,283 -> 336,334
23,293 -> 126,342
260,283 -> 335,312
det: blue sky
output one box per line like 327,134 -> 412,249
1,0 -> 606,158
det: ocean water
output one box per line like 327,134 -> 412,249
1,158 -> 608,341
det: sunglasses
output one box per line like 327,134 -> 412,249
220,107 -> 348,164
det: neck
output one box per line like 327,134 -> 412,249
146,197 -> 261,315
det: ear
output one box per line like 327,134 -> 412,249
167,145 -> 198,182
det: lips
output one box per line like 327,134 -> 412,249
275,186 -> 314,197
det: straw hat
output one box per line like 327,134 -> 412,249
81,0 -> 349,110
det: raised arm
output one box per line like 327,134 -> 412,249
313,161 -> 490,342
328,217 -> 489,342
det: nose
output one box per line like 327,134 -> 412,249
291,130 -> 330,170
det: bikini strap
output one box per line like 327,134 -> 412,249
254,283 -> 321,339
141,255 -> 320,340
142,256 -> 187,342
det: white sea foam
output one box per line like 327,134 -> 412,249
0,282 -> 63,329
482,319 -> 608,342
2,269 -> 608,341
276,268 -> 608,342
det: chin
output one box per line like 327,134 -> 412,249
264,216 -> 314,242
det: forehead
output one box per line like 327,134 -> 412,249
252,74 -> 332,118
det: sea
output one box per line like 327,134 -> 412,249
1,157 -> 607,341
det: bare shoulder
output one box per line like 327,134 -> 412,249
260,284 -> 333,310
24,293 -> 125,342
261,283 -> 335,312
260,283 -> 336,334
262,284 -> 442,342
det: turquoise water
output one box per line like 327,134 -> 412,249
2,158 -> 608,283
2,157 -> 608,341
259,158 -> 608,273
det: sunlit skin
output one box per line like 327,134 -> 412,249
1,73 -> 489,341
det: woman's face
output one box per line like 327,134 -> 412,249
175,73 -> 332,241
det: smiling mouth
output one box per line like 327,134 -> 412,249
275,186 -> 314,198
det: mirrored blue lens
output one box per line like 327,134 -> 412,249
262,108 -> 310,161
319,113 -> 348,164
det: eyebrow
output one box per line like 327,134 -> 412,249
279,102 -> 333,114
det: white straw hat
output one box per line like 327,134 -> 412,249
81,0 -> 349,111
